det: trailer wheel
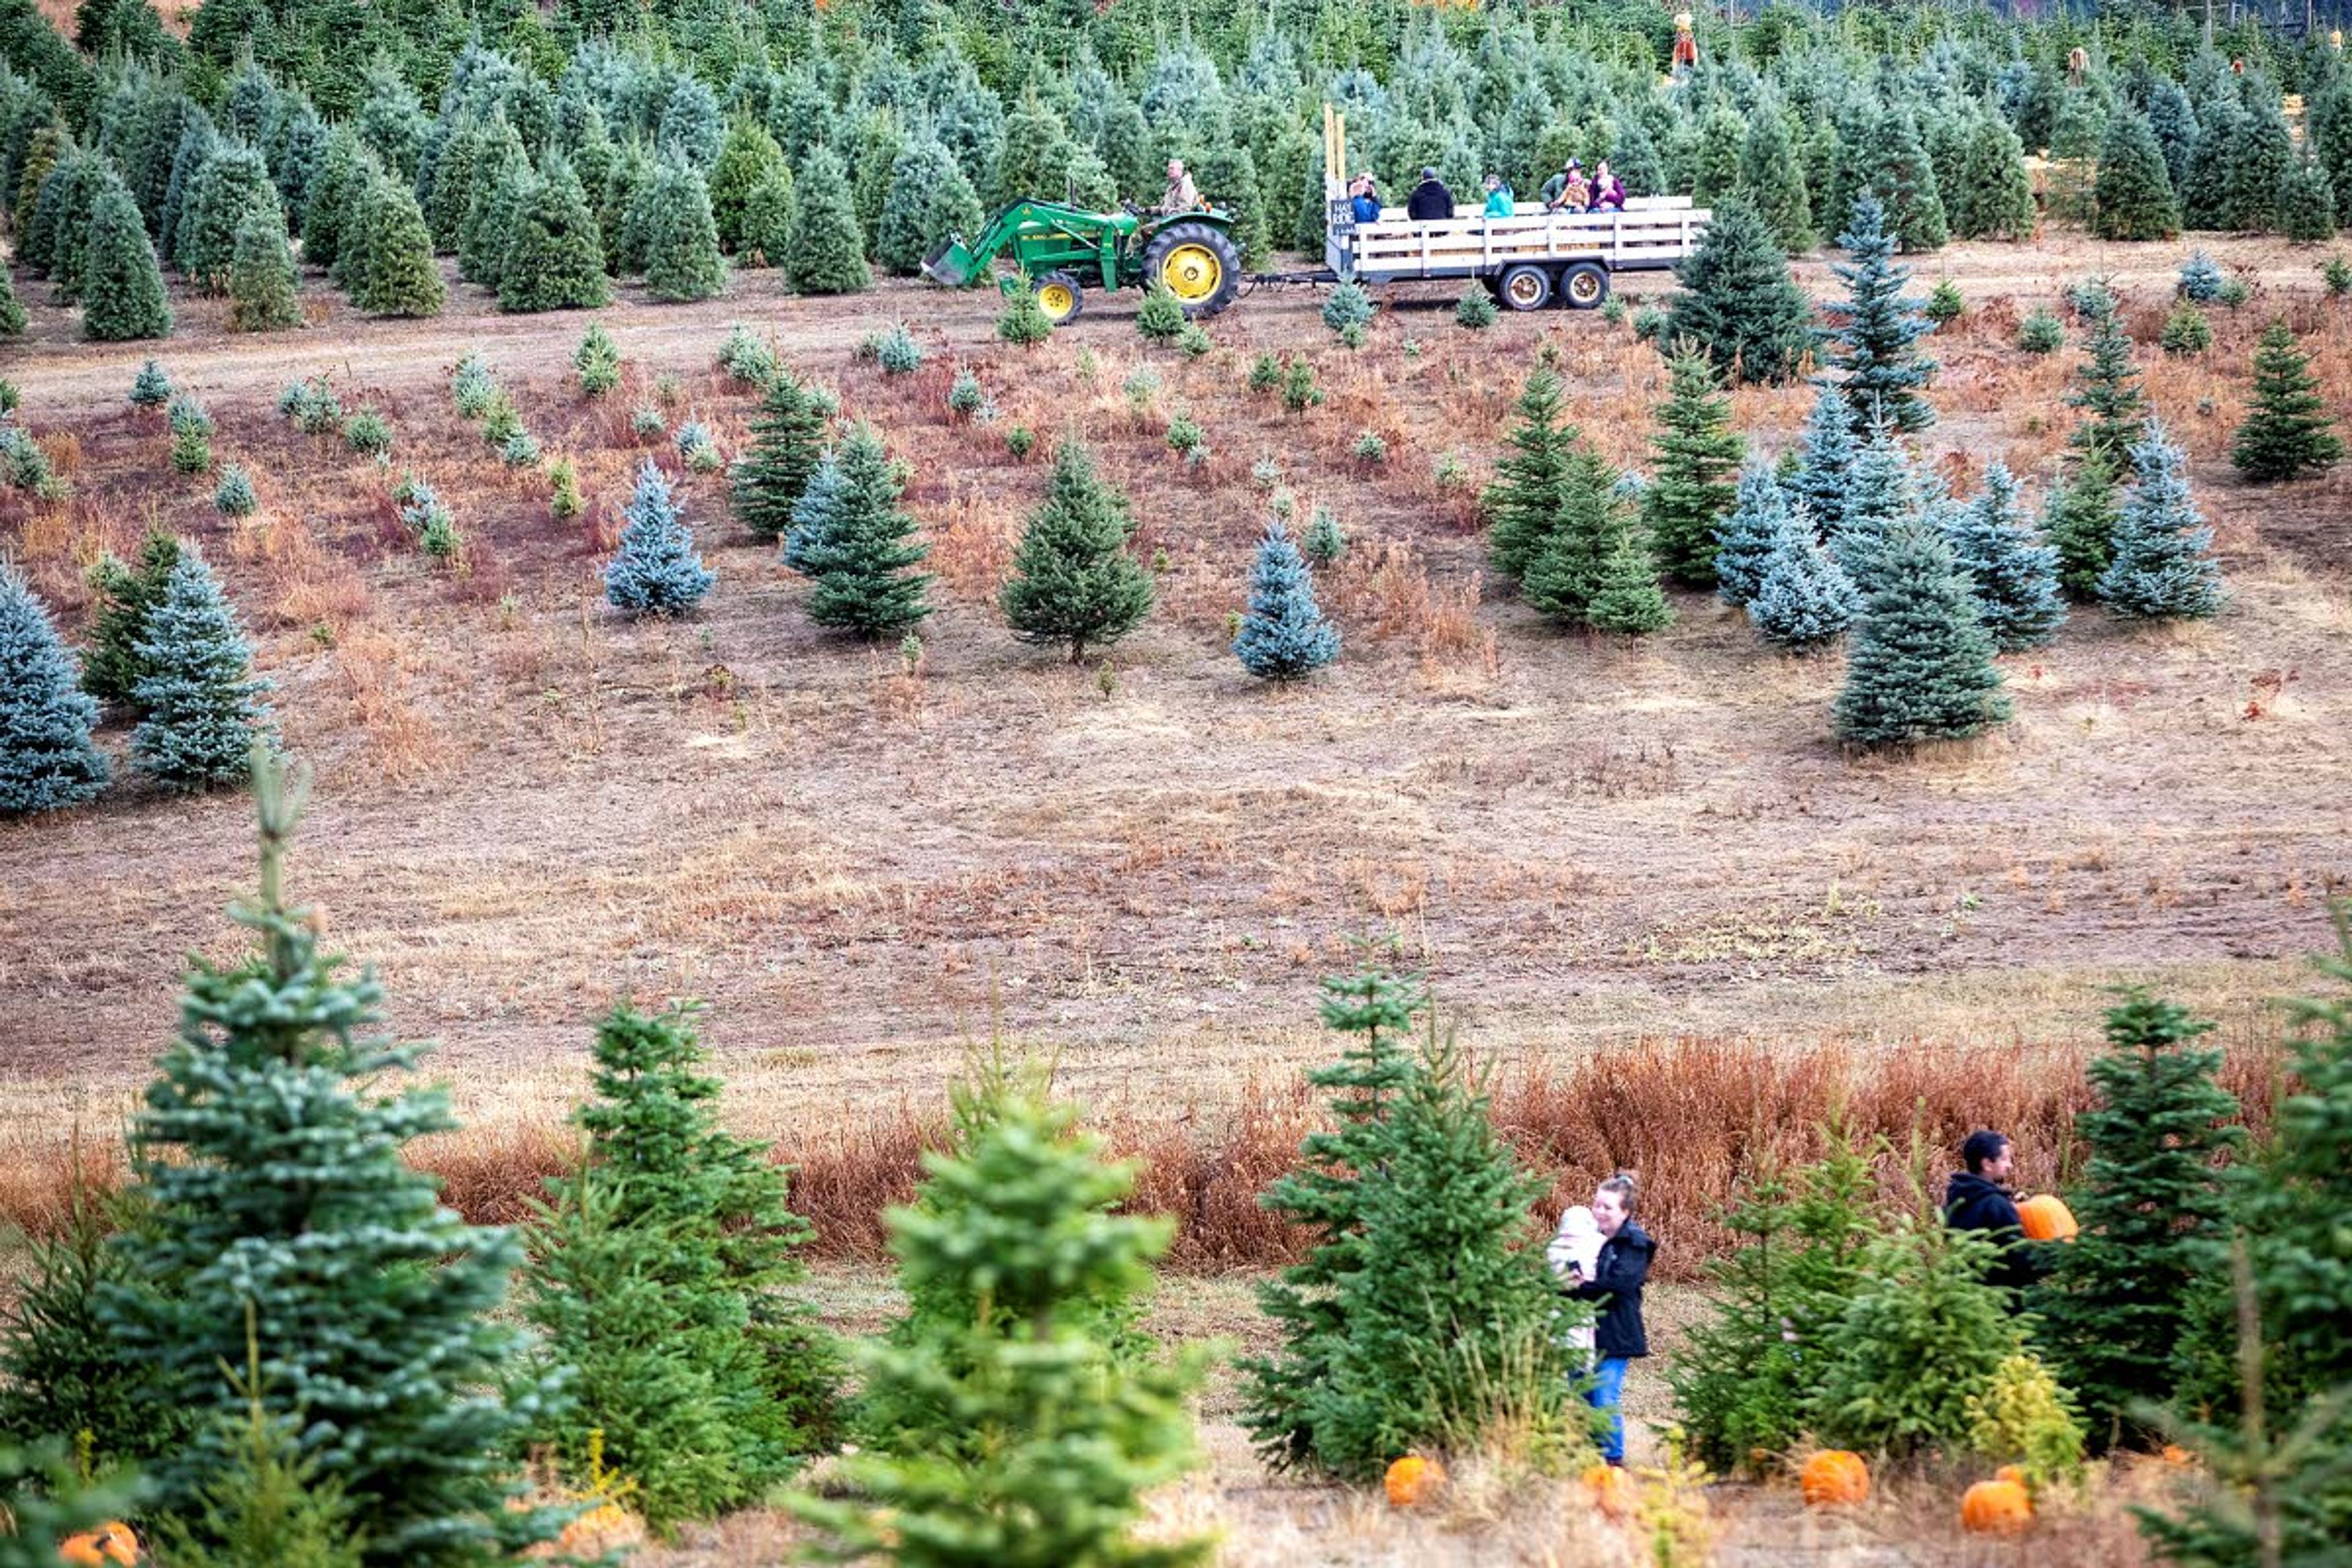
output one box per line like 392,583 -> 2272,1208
1143,222 -> 1241,317
1034,270 -> 1084,325
1561,262 -> 1610,310
1498,264 -> 1553,312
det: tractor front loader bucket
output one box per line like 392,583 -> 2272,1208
921,236 -> 976,287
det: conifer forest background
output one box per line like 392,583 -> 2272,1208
0,0 -> 2349,1561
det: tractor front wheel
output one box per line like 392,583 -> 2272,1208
1143,222 -> 1240,317
1035,270 -> 1084,325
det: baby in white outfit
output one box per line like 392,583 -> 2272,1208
1547,1204 -> 1603,1357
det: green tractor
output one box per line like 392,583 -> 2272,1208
921,198 -> 1244,323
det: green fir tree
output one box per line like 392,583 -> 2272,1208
731,372 -> 824,541
804,424 -> 932,638
2093,111 -> 2181,242
129,550 -> 273,791
1000,438 -> 1152,663
2231,320 -> 2343,481
783,146 -> 869,296
638,160 -> 726,303
79,179 -> 171,341
1832,518 -> 2011,747
499,159 -> 608,312
1641,344 -> 1745,586
226,205 -> 301,331
1662,194 -> 1815,386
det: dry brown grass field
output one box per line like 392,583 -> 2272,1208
0,227 -> 2346,1561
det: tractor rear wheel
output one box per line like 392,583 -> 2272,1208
1143,222 -> 1240,317
1035,270 -> 1084,325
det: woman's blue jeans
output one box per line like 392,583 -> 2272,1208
1585,1355 -> 1630,1463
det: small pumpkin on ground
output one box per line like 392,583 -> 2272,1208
1385,1454 -> 1446,1507
58,1523 -> 138,1566
1961,1477 -> 2035,1536
1800,1449 -> 1870,1507
2160,1444 -> 2196,1466
2017,1194 -> 2079,1243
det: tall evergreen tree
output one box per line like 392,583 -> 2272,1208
297,129 -> 366,276
1739,107 -> 1812,252
1483,366 -> 1577,583
782,146 -> 869,296
525,1001 -> 836,1529
100,750 -> 562,1566
605,458 -> 715,616
1523,450 -> 1637,628
706,118 -> 785,252
1942,463 -> 2064,652
1239,963 -> 1579,1480
78,179 -> 171,341
456,120 -> 529,291
1661,194 -> 1816,386
1000,438 -> 1151,662
1859,107 -> 1948,251
1824,193 -> 1937,433
344,171 -> 443,317
1234,519 -> 1340,680
2092,110 -> 2181,242
1642,344 -> 1744,586
2044,451 -> 2122,603
225,205 -> 301,331
638,160 -> 725,303
1833,518 -> 2010,747
1950,113 -> 2037,241
2222,100 -> 2292,233
788,1064 -> 1207,1567
130,551 -> 273,791
2280,152 -> 2337,244
2100,423 -> 2225,621
2231,320 -> 2343,481
0,560 -> 108,815
875,137 -> 982,277
731,371 -> 824,541
175,145 -> 276,292
805,424 -> 932,638
2038,991 -> 2241,1453
2067,301 -> 2147,475
497,159 -> 608,312
737,165 -> 795,268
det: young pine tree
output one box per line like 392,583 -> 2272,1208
0,562 -> 109,814
525,1001 -> 836,1529
574,323 -> 621,398
1739,108 -> 1814,252
1942,462 -> 2066,651
804,425 -> 932,638
498,159 -> 609,313
1641,344 -> 1745,586
1832,518 -> 2010,747
1000,438 -> 1152,663
783,146 -> 870,296
1807,1171 -> 2026,1457
2100,423 -> 2226,621
707,119 -> 786,254
1485,366 -> 1578,584
2067,300 -> 2148,477
79,179 -> 172,341
81,529 -> 179,710
225,206 -> 302,331
1951,113 -> 2038,242
1714,459 -> 1789,608
789,1066 -> 1208,1567
1233,519 -> 1340,680
604,458 -> 715,616
1750,502 -> 1860,650
731,372 -> 824,541
1789,380 -> 1858,539
1584,527 -> 1673,635
1240,964 -> 1579,1480
130,550 -> 274,791
780,450 -> 845,576
2280,153 -> 2337,244
2043,452 -> 2122,604
1523,450 -> 1635,628
2038,990 -> 2241,1453
1661,194 -> 1817,386
737,167 -> 795,268
1824,193 -> 1937,434
1667,1111 -> 1882,1476
2231,319 -> 2343,481
100,750 -> 562,1565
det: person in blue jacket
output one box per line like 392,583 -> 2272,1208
1481,172 -> 1515,216
1348,172 -> 1381,224
1944,1129 -> 2052,1295
1564,1171 -> 1655,1467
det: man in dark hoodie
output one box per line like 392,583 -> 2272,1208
1945,1129 -> 2048,1294
1565,1172 -> 1656,1466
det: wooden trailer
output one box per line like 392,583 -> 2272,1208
1317,105 -> 1712,311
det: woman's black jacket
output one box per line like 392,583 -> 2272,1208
1568,1222 -> 1656,1359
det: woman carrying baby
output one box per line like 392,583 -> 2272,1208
1547,1172 -> 1655,1467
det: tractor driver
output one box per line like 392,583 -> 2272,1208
1161,159 -> 1201,214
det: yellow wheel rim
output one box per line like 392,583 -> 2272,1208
1162,243 -> 1222,303
1038,282 -> 1076,320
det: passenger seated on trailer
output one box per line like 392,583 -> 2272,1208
1589,160 -> 1626,211
1557,160 -> 1593,213
1406,165 -> 1456,221
1349,172 -> 1382,224
1481,172 -> 1515,217
1539,159 -> 1574,209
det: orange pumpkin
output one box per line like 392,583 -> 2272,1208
2161,1444 -> 2196,1467
1583,1461 -> 1632,1519
58,1523 -> 138,1566
1961,1477 -> 2035,1536
1384,1454 -> 1446,1507
1799,1449 -> 1870,1507
2018,1194 -> 2079,1243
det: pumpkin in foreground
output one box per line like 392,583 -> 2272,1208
2017,1193 -> 2079,1242
1800,1449 -> 1870,1507
57,1523 -> 138,1566
1384,1454 -> 1446,1507
1961,1477 -> 2035,1536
